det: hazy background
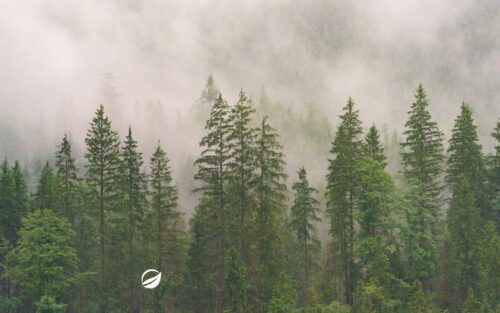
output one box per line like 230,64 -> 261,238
0,0 -> 499,203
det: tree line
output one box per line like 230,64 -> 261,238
0,79 -> 499,313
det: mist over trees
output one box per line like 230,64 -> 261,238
0,76 -> 498,313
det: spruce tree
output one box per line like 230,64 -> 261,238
447,103 -> 487,211
364,125 -> 387,168
253,116 -> 287,309
194,94 -> 233,312
447,177 -> 482,307
183,212 -> 215,313
0,160 -> 16,244
486,120 -> 499,229
35,161 -> 57,210
84,104 -> 121,308
224,247 -> 248,313
326,98 -> 364,305
119,126 -> 147,313
401,84 -> 444,199
54,134 -> 77,221
400,85 -> 444,287
290,167 -> 320,307
227,90 -> 257,263
149,142 -> 185,313
267,272 -> 296,313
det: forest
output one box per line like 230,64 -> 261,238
0,75 -> 498,313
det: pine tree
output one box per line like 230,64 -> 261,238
35,161 -> 57,210
400,85 -> 444,287
54,134 -> 77,221
194,75 -> 221,121
486,120 -> 499,229
224,247 -> 248,313
84,104 -> 121,308
119,126 -> 147,313
12,161 -> 28,220
194,94 -> 233,312
183,212 -> 215,313
447,103 -> 488,213
0,160 -> 16,244
290,167 -> 320,307
401,85 -> 444,200
149,142 -> 185,313
253,116 -> 287,309
447,177 -> 482,306
227,90 -> 257,263
364,125 -> 387,168
326,98 -> 364,305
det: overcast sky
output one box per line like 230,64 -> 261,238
0,0 -> 499,158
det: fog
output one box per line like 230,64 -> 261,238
1,0 -> 499,181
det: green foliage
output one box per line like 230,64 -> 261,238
364,125 -> 387,168
11,209 -> 77,306
400,85 -> 444,287
84,104 -> 121,308
35,161 -> 57,210
326,98 -> 364,305
290,167 -> 320,306
406,281 -> 439,313
253,116 -> 288,308
36,295 -> 66,313
224,247 -> 248,313
54,133 -> 77,220
268,272 -> 297,313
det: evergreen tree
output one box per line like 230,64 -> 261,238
12,161 -> 28,220
149,142 -> 185,313
290,167 -> 320,307
224,247 -> 248,313
183,212 -> 215,313
194,94 -> 233,312
477,223 -> 499,311
364,125 -> 387,168
326,98 -> 364,305
447,177 -> 482,307
119,126 -> 147,313
35,161 -> 57,210
194,75 -> 221,121
401,84 -> 444,200
253,116 -> 287,309
486,120 -> 500,229
0,160 -> 19,245
267,272 -> 296,313
400,85 -> 444,287
447,103 -> 488,213
406,281 -> 438,313
11,209 -> 77,309
227,90 -> 257,263
84,104 -> 121,308
54,134 -> 77,221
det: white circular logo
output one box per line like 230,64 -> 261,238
141,269 -> 162,289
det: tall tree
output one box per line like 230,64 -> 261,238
194,94 -> 233,312
326,98 -> 364,305
446,103 -> 487,211
227,90 -> 257,263
253,116 -> 287,310
183,212 -> 215,313
149,142 -> 185,313
401,84 -> 444,200
119,126 -> 147,313
290,167 -> 321,307
400,85 -> 444,287
35,162 -> 57,210
54,134 -> 77,221
224,247 -> 248,313
0,160 -> 20,245
364,125 -> 387,168
486,120 -> 500,229
84,104 -> 121,309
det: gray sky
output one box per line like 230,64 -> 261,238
0,0 -> 499,159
